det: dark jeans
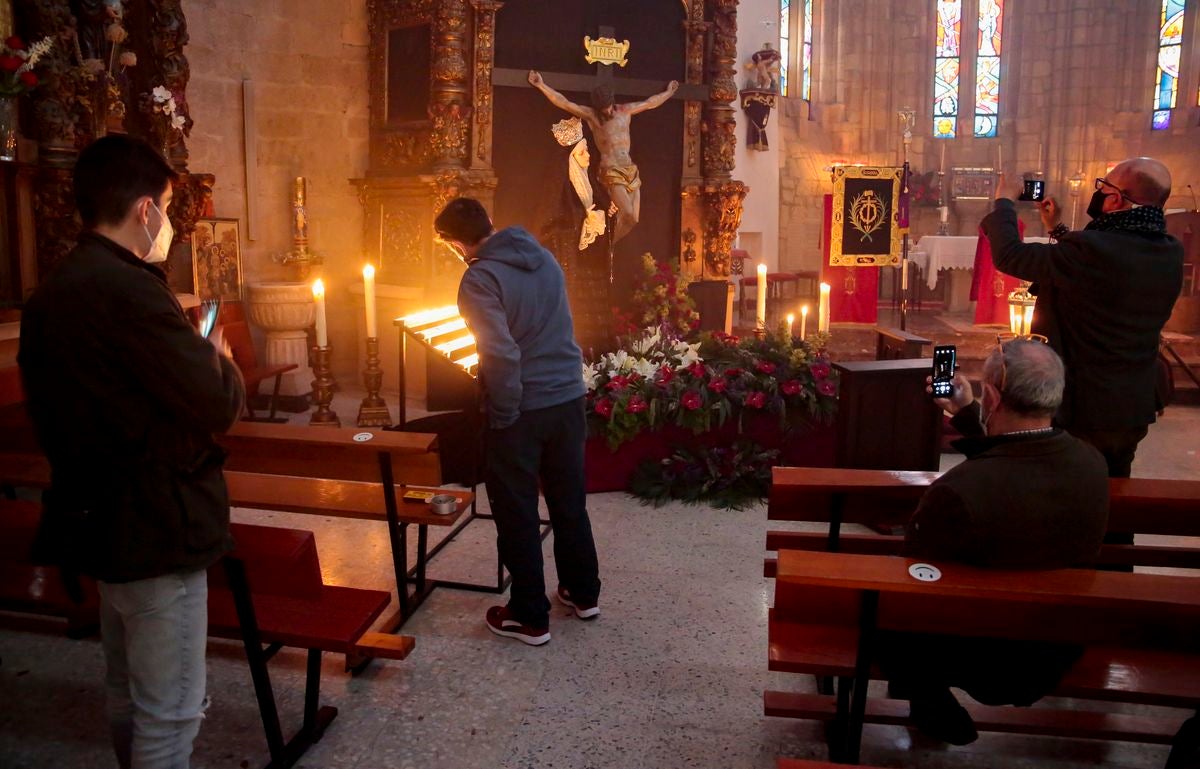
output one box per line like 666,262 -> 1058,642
485,397 -> 600,627
879,631 -> 1082,708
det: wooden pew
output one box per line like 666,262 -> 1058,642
211,523 -> 412,769
0,420 -> 478,633
767,549 -> 1200,766
764,467 -> 1200,573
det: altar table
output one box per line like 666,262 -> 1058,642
912,236 -> 979,291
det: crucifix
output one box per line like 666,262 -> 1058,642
494,25 -> 705,251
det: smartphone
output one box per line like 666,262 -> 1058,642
931,345 -> 956,399
1017,179 -> 1046,202
198,299 -> 221,339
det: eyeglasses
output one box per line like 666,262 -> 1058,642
994,333 -> 1049,393
1094,177 -> 1143,206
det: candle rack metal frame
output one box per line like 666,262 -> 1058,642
309,345 -> 341,427
386,309 -> 552,606
356,337 -> 392,427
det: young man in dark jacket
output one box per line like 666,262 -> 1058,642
884,339 -> 1109,745
18,136 -> 244,768
982,158 -> 1184,477
434,197 -> 600,646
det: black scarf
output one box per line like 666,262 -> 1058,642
1084,205 -> 1167,235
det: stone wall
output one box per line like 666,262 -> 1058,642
184,0 -> 370,381
779,0 -> 1200,274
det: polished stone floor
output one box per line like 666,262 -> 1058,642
1,401 -> 1196,769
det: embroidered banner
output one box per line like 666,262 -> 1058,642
830,165 -> 904,267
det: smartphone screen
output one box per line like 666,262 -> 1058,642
931,345 -> 956,398
1018,179 -> 1046,202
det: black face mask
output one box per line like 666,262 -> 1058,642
1086,190 -> 1109,220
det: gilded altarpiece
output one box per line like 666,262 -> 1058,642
355,0 -> 746,334
13,0 -> 214,285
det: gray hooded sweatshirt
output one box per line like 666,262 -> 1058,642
457,226 -> 586,429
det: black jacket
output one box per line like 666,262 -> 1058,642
906,403 -> 1110,568
981,200 -> 1183,431
17,233 -> 245,583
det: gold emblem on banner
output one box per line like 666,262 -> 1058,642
993,277 -> 1006,298
848,190 -> 887,243
584,36 -> 631,67
829,165 -> 904,267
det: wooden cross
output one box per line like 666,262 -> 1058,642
493,24 -> 706,102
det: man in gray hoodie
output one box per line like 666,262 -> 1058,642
435,197 -> 602,645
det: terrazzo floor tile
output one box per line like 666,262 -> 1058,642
2,402 -> 1197,768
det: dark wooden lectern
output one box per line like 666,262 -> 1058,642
833,359 -> 942,471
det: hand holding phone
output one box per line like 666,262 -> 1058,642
931,345 -> 956,399
1017,179 -> 1046,202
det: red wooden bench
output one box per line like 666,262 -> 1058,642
210,522 -> 410,769
0,417 -> 477,636
764,467 -> 1200,573
767,549 -> 1200,766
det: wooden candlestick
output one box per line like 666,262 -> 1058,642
310,345 -> 341,427
357,337 -> 392,427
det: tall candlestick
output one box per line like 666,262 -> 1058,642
786,313 -> 795,338
363,264 -> 378,338
756,263 -> 768,331
801,305 -> 809,340
818,283 -> 831,334
312,278 -> 328,348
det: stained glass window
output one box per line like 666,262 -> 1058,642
933,0 -> 962,139
780,0 -> 791,96
802,0 -> 814,100
1152,0 -> 1185,130
974,0 -> 1003,138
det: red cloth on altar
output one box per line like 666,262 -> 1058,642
821,194 -> 878,324
971,219 -> 1025,325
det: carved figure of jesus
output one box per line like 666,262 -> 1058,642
529,70 -> 679,244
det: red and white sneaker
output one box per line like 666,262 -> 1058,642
485,606 -> 551,646
555,585 -> 600,620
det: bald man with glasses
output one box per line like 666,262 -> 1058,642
981,158 -> 1184,478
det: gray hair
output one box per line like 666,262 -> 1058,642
981,340 -> 1065,417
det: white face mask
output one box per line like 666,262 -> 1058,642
143,200 -> 174,264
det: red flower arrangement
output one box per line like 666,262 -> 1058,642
614,253 -> 701,337
0,36 -> 52,97
584,327 -> 838,450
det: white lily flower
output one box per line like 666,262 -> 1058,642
152,85 -> 172,102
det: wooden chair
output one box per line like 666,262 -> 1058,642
768,550 -> 1200,765
218,320 -> 296,422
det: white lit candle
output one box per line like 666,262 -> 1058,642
363,264 -> 378,338
800,305 -> 809,340
756,263 -> 768,330
901,258 -> 909,291
940,144 -> 946,173
818,283 -> 831,334
997,144 -> 1003,173
1037,142 -> 1043,171
940,205 -> 949,224
786,312 -> 795,338
312,278 -> 328,348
